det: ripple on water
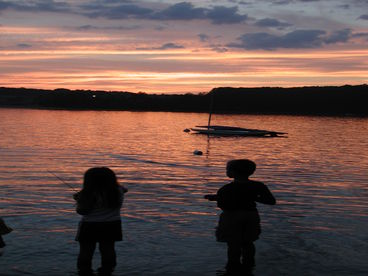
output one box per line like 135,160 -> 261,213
1,110 -> 368,275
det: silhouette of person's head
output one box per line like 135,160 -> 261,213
81,167 -> 121,208
83,167 -> 118,190
226,159 -> 256,179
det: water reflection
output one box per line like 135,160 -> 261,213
0,109 -> 368,275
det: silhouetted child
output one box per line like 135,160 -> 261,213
74,167 -> 128,276
204,159 -> 276,273
0,217 -> 13,256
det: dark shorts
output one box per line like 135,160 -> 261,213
76,220 -> 122,242
216,211 -> 261,243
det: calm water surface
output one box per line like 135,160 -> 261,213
0,108 -> 367,275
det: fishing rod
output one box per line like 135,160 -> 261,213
47,170 -> 79,193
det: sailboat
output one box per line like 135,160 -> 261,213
188,91 -> 287,137
190,125 -> 286,137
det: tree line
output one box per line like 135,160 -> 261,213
0,85 -> 367,116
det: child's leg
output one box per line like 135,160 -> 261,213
98,241 -> 116,275
226,241 -> 242,270
241,241 -> 256,268
77,241 -> 96,275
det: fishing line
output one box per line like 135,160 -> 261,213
109,153 -> 220,173
47,170 -> 78,193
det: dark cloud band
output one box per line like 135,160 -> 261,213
228,29 -> 355,50
0,1 -> 248,25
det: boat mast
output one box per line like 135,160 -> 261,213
207,91 -> 214,129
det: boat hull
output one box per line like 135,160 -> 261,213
190,125 -> 286,137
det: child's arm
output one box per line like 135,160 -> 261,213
73,192 -> 93,215
121,185 -> 128,193
73,191 -> 81,201
256,185 -> 276,205
204,194 -> 218,201
76,200 -> 93,215
0,218 -> 13,235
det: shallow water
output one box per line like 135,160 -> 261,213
0,108 -> 367,275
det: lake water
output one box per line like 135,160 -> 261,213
0,108 -> 367,275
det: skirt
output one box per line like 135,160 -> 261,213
216,210 -> 261,243
75,220 -> 122,242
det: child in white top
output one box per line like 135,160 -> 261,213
74,167 -> 128,276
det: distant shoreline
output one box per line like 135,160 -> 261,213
1,85 -> 367,116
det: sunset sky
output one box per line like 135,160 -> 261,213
1,0 -> 367,93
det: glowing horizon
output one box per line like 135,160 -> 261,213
0,1 -> 367,94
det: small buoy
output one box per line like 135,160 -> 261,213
193,150 -> 203,155
183,128 -> 190,133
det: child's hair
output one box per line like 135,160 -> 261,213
226,159 -> 256,178
80,167 -> 121,209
